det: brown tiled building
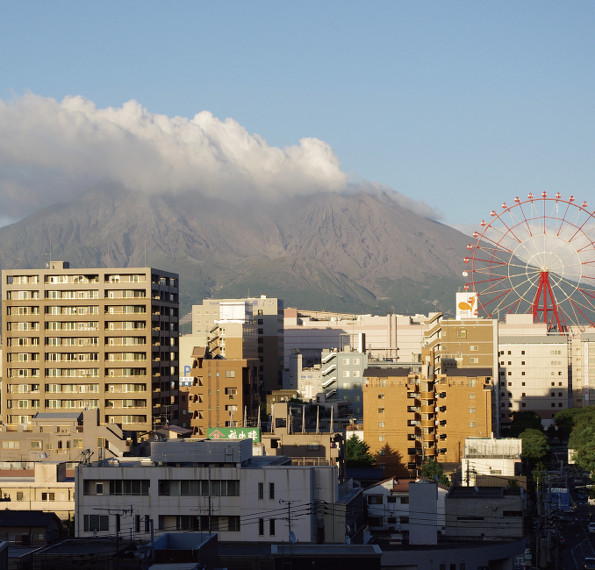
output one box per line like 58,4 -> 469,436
180,346 -> 259,435
363,366 -> 493,477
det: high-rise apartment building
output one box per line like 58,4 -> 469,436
1,261 -> 179,433
424,313 -> 499,433
363,365 -> 493,476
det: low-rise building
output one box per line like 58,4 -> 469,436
75,438 -> 353,544
461,437 -> 522,486
0,409 -> 129,469
445,486 -> 525,540
363,478 -> 447,544
0,510 -> 62,546
0,462 -> 74,520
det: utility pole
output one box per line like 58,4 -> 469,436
279,499 -> 296,542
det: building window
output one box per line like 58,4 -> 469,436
84,515 -> 109,532
378,408 -> 385,413
225,370 -> 235,378
457,331 -> 467,339
258,518 -> 264,536
258,482 -> 264,500
228,516 -> 240,532
269,482 -> 275,500
269,519 -> 276,536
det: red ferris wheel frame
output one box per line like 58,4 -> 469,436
463,192 -> 595,331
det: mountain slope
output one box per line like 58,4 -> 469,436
0,188 -> 470,314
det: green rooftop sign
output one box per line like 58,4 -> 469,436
207,427 -> 261,443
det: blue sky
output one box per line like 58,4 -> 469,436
1,1 -> 594,231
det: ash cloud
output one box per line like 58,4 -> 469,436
0,93 -> 440,223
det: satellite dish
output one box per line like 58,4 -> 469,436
289,531 -> 297,544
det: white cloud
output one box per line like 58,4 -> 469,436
0,93 -> 441,222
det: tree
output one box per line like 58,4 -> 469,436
574,441 -> 595,474
420,458 -> 451,487
519,429 -> 549,463
509,411 -> 543,437
345,434 -> 375,468
563,406 -> 595,473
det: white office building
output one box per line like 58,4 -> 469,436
75,439 -> 345,543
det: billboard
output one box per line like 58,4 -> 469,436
207,427 -> 261,443
456,292 -> 479,319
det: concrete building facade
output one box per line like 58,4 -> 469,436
2,261 -> 179,433
75,439 -> 343,543
283,310 -> 428,372
461,437 -> 522,487
0,409 -> 128,467
497,335 -> 570,425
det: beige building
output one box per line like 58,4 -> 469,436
0,409 -> 128,467
0,462 -> 75,520
497,335 -> 570,425
1,261 -> 179,433
192,296 -> 284,394
569,331 -> 595,408
283,310 -> 428,370
424,313 -> 498,375
363,366 -> 493,476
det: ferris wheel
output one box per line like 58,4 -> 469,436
463,192 -> 595,331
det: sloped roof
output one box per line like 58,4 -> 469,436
0,510 -> 61,528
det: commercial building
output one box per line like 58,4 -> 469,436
1,261 -> 179,433
75,439 -> 348,543
283,310 -> 428,371
497,334 -> 570,425
568,330 -> 595,408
